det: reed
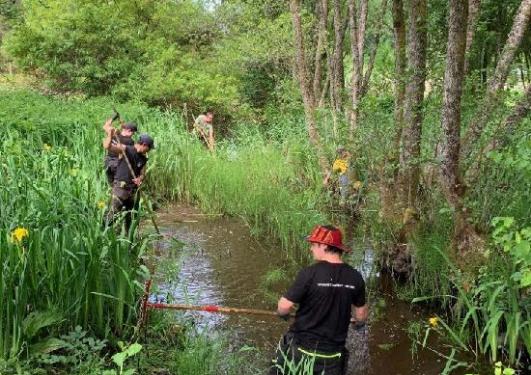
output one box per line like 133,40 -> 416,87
0,89 -> 328,363
145,111 -> 328,261
0,90 -> 145,358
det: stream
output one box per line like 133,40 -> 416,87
148,204 -> 468,375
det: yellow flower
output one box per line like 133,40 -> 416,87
11,227 -> 29,243
428,317 -> 439,327
353,180 -> 363,190
69,168 -> 79,177
97,200 -> 106,209
43,143 -> 52,151
332,158 -> 348,174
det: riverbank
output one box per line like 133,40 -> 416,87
1,88 -> 528,374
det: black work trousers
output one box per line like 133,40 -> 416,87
104,157 -> 119,186
269,332 -> 348,375
104,183 -> 139,233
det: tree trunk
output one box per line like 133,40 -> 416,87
290,0 -> 329,175
378,0 -> 407,222
313,0 -> 329,103
440,0 -> 468,209
318,71 -> 331,108
348,0 -> 362,139
461,0 -> 531,159
357,0 -> 368,74
464,0 -> 481,75
330,0 -> 346,113
399,0 -> 427,210
360,0 -> 389,96
347,0 -> 369,138
392,0 -> 407,157
439,0 -> 483,257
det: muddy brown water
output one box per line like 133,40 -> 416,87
147,205 -> 470,375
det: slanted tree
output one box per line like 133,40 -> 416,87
467,83 -> 531,181
461,0 -> 531,159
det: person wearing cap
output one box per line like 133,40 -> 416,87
193,111 -> 214,151
103,121 -> 138,186
102,117 -> 155,232
270,225 -> 368,375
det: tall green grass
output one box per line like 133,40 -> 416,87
0,90 -> 152,358
145,110 -> 329,262
0,89 -> 330,362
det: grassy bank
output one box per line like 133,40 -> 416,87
0,91 -> 149,361
1,88 -> 529,372
0,89 -> 329,373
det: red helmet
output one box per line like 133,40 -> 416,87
306,225 -> 350,252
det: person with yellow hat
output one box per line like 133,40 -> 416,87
269,225 -> 368,375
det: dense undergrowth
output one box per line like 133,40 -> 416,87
1,88 -> 530,373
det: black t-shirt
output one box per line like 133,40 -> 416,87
284,261 -> 366,352
114,145 -> 147,188
107,134 -> 134,159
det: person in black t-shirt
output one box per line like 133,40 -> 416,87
103,121 -> 138,186
102,117 -> 155,232
270,225 -> 368,375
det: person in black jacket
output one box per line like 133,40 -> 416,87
270,225 -> 368,375
102,117 -> 154,232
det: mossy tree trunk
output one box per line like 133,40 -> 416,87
438,0 -> 485,258
330,0 -> 346,113
398,0 -> 427,212
313,0 -> 329,106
